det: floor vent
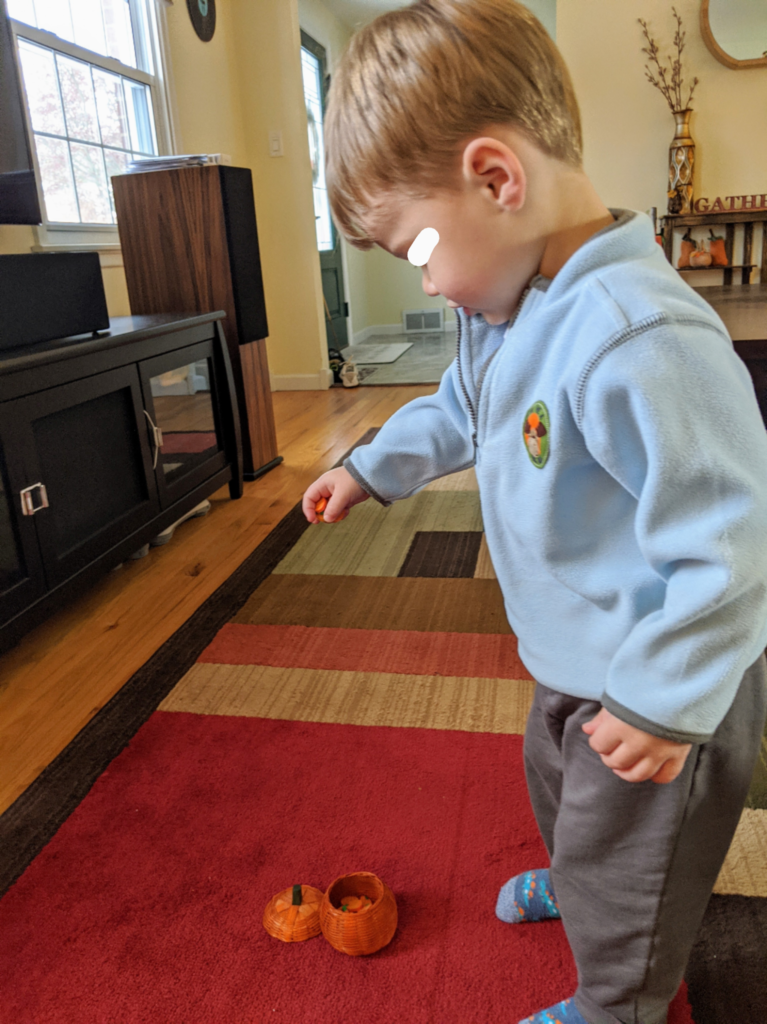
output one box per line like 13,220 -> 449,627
402,308 -> 444,333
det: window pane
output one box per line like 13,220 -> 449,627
12,3 -> 158,228
57,54 -> 100,143
35,135 -> 79,222
104,147 -> 129,216
301,47 -> 333,252
17,39 -> 66,136
125,80 -> 155,154
34,0 -> 75,43
7,0 -> 37,26
93,69 -> 130,149
26,0 -> 138,69
70,141 -> 112,222
70,0 -> 107,60
101,0 -> 137,68
104,148 -> 129,180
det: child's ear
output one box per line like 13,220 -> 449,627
461,137 -> 526,212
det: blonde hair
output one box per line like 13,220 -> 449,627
326,0 -> 582,249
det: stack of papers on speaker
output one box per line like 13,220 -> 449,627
128,154 -> 232,173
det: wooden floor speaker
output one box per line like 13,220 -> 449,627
113,165 -> 281,480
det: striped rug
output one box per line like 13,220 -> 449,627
0,433 -> 765,1023
163,463 -> 767,897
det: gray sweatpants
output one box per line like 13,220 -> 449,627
524,655 -> 767,1024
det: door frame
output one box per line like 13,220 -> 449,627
300,28 -> 349,352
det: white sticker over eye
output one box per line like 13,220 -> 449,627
407,227 -> 440,267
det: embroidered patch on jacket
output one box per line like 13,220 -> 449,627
523,402 -> 550,468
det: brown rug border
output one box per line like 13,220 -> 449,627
0,429 -> 378,898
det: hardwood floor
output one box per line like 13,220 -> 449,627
0,385 -> 435,815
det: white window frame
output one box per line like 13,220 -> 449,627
9,0 -> 177,253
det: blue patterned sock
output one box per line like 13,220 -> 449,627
495,867 -> 560,924
518,997 -> 589,1024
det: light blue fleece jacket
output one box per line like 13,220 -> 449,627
345,210 -> 767,743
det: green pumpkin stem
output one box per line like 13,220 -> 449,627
292,884 -> 302,906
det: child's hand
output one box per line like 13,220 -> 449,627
302,467 -> 369,524
582,708 -> 692,784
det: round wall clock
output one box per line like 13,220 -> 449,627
186,0 -> 216,42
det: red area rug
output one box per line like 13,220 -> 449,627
0,713 -> 693,1023
200,623 -> 532,677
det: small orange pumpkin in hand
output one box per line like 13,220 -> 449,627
315,496 -> 348,523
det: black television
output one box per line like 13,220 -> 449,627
0,0 -> 41,224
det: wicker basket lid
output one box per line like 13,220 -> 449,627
263,884 -> 323,942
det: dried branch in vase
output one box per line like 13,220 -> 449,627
639,7 -> 699,113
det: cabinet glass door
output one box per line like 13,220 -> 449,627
0,424 -> 46,626
0,454 -> 26,595
140,341 -> 227,508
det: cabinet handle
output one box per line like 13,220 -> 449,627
20,482 -> 49,516
143,410 -> 163,469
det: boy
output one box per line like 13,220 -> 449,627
301,2 -> 767,1022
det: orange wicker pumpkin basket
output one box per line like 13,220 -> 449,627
263,884 -> 323,942
319,872 -> 397,956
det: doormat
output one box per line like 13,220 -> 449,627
340,342 -> 413,363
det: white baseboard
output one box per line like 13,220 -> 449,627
352,323 -> 401,344
270,368 -> 333,391
352,318 -> 457,345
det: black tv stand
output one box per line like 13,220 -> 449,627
0,312 -> 243,653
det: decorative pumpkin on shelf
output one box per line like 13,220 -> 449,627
263,884 -> 324,942
677,228 -> 695,269
689,243 -> 712,268
708,230 -> 728,267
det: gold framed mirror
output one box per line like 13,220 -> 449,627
700,0 -> 767,69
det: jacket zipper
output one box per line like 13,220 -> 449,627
455,314 -> 477,440
455,287 -> 531,446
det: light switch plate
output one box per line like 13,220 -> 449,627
269,131 -> 283,157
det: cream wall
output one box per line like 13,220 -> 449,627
168,0 -> 329,389
361,247 -> 450,333
557,0 -> 767,214
0,224 -> 35,255
165,0 -> 246,166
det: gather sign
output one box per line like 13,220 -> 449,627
692,195 -> 767,214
